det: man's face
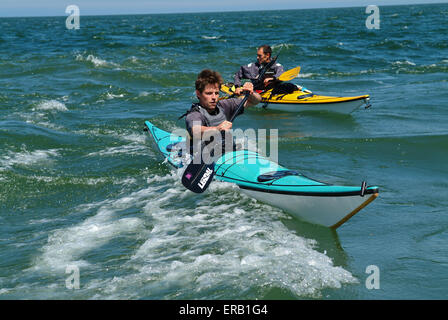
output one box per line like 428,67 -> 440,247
196,83 -> 220,111
257,48 -> 270,64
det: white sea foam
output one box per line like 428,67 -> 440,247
46,174 -> 355,298
30,169 -> 357,298
125,198 -> 356,298
85,54 -> 111,67
393,60 -> 416,66
119,133 -> 146,144
35,215 -> 143,272
129,56 -> 138,63
75,53 -> 119,68
73,128 -> 151,158
0,149 -> 59,170
29,218 -> 66,225
297,73 -> 315,79
34,100 -> 68,112
32,187 -> 154,273
30,176 -> 183,275
105,92 -> 125,100
0,289 -> 10,295
201,35 -> 219,39
86,144 -> 147,157
30,175 -> 54,183
271,43 -> 293,50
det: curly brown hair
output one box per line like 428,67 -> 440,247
195,69 -> 223,93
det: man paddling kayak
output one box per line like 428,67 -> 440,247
234,45 -> 284,91
182,69 -> 261,140
177,69 -> 261,192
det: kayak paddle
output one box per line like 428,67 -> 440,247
181,92 -> 251,193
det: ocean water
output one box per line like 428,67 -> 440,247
0,4 -> 447,300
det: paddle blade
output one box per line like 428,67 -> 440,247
278,66 -> 301,81
181,161 -> 215,193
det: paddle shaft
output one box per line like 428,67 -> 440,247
230,92 -> 250,122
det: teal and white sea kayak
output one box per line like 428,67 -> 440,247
144,120 -> 379,229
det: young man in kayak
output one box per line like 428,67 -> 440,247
234,44 -> 284,91
183,69 -> 261,140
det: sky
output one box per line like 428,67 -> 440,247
0,0 -> 447,17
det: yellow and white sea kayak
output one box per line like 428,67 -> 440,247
221,83 -> 371,114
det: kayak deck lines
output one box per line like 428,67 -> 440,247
266,95 -> 369,104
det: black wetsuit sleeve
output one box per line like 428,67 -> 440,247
185,112 -> 205,136
234,66 -> 244,87
234,63 -> 260,86
273,63 -> 284,78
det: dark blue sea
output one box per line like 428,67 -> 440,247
0,4 -> 447,299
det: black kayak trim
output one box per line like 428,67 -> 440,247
235,183 -> 380,197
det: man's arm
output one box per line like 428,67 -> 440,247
234,63 -> 259,87
191,123 -> 232,137
245,91 -> 262,108
234,82 -> 261,108
273,63 -> 284,79
234,66 -> 244,87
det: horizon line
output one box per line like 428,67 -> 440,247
0,1 -> 446,19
